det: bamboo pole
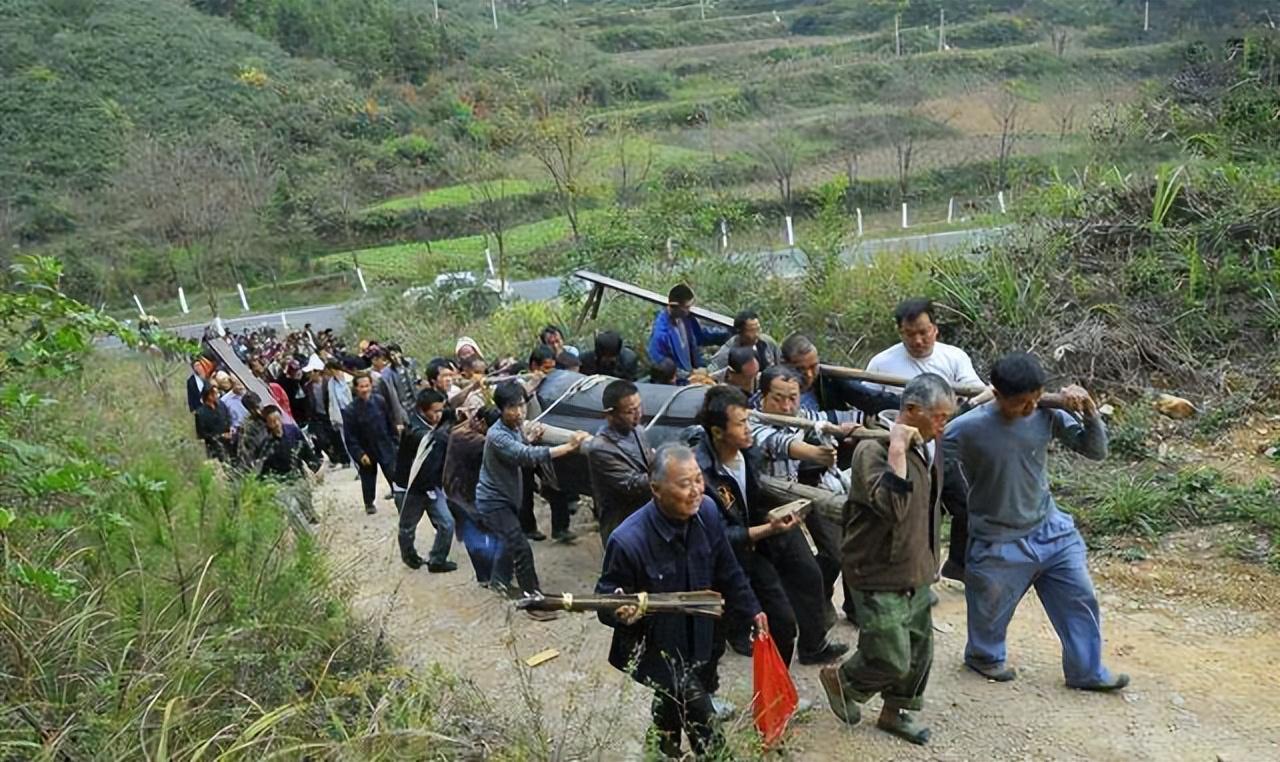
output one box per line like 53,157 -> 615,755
818,363 -> 988,398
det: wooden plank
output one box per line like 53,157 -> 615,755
573,270 -> 734,327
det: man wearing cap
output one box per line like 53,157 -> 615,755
646,283 -> 732,377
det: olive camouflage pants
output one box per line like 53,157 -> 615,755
836,584 -> 933,711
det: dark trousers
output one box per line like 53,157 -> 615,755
314,420 -> 348,465
942,457 -> 969,568
804,510 -> 844,627
357,457 -> 395,509
761,528 -> 831,659
650,660 -> 721,757
449,499 -> 496,585
729,550 -> 798,665
519,468 -> 571,535
476,502 -> 540,594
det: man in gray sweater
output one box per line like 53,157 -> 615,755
942,352 -> 1128,692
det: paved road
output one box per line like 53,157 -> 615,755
102,228 -> 993,345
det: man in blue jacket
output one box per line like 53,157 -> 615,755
598,442 -> 765,758
646,283 -> 732,377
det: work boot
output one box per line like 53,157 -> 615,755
1068,673 -> 1130,693
877,708 -> 930,745
798,639 -> 850,665
818,665 -> 861,726
966,661 -> 1017,682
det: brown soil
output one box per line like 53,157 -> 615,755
315,474 -> 1280,761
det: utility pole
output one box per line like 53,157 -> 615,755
433,0 -> 439,22
700,0 -> 706,22
491,0 -> 498,30
1143,1 -> 1150,33
939,9 -> 946,52
895,14 -> 901,57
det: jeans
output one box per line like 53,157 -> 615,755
397,490 -> 455,565
964,510 -> 1113,687
475,500 -> 540,594
357,457 -> 395,509
449,499 -> 496,585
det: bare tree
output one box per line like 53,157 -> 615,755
883,78 -> 932,203
1049,26 -> 1071,56
748,124 -> 801,215
111,131 -> 276,317
610,118 -> 653,208
525,105 -> 593,240
987,81 -> 1028,191
449,143 -> 519,289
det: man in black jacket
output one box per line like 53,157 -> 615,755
587,379 -> 653,544
194,385 -> 232,461
393,389 -> 457,572
578,331 -> 640,381
342,373 -> 398,515
689,385 -> 847,667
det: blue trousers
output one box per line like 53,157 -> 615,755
964,510 -> 1113,687
396,490 -> 455,565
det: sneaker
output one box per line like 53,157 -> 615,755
426,560 -> 458,573
364,504 -> 377,515
401,553 -> 424,570
1068,673 -> 1130,692
798,640 -> 850,665
524,530 -> 547,541
940,558 -> 965,582
966,661 -> 1017,682
818,665 -> 861,726
551,529 -> 576,544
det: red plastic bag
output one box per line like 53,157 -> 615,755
752,631 -> 798,748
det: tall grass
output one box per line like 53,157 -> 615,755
0,354 -> 499,759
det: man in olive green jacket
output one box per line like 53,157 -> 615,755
819,373 -> 955,746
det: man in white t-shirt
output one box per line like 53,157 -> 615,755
866,298 -> 984,585
865,298 -> 984,391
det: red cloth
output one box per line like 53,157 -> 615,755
752,631 -> 798,748
268,382 -> 293,419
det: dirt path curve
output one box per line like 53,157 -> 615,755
315,471 -> 1280,760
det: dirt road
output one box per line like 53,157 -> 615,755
315,473 -> 1280,760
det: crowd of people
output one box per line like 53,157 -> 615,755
184,286 -> 1127,758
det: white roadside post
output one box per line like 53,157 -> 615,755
895,14 -> 901,56
784,215 -> 795,247
485,247 -> 495,277
355,267 -> 368,293
998,190 -> 1007,214
901,202 -> 909,229
856,207 -> 864,237
214,316 -> 226,337
177,287 -> 190,314
236,283 -> 250,312
948,197 -> 955,224
720,219 -> 729,250
491,0 -> 498,30
1144,1 -> 1150,33
280,312 -> 289,330
132,294 -> 146,316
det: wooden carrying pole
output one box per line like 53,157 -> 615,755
758,475 -> 845,526
818,363 -> 987,399
516,590 -> 725,618
750,410 -> 888,439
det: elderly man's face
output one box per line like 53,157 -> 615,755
651,455 -> 705,522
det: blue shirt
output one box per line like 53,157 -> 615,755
646,309 -> 732,373
597,497 -> 760,686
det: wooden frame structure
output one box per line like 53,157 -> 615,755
573,270 -> 734,331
